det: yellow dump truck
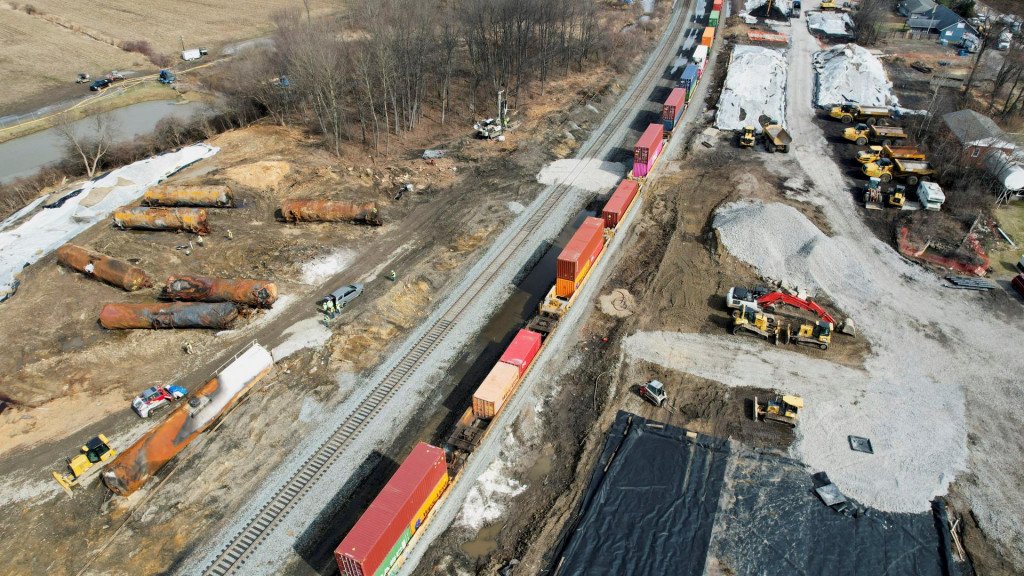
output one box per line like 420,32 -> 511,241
856,144 -> 925,164
843,124 -> 908,147
759,115 -> 792,153
830,103 -> 893,124
862,158 -> 935,185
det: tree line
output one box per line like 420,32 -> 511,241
221,0 -> 601,155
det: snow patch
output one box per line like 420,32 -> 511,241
455,445 -> 527,532
301,249 -> 355,285
813,44 -> 898,108
0,144 -> 217,299
715,46 -> 788,131
536,158 -> 624,192
272,317 -> 333,362
507,201 -> 525,215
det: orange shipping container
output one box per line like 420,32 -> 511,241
472,362 -> 520,419
555,217 -> 605,299
701,27 -> 715,47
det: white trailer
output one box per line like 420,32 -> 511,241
917,181 -> 945,211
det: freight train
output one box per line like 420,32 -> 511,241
333,28 -> 713,575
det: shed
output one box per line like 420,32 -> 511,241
942,109 -> 1017,166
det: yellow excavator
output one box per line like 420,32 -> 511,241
755,395 -> 803,427
52,434 -> 117,495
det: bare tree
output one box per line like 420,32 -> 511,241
57,111 -> 116,177
852,0 -> 888,46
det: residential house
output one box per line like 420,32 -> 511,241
898,0 -> 936,19
942,109 -> 1017,166
906,3 -> 977,45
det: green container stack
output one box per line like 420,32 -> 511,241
709,10 -> 720,27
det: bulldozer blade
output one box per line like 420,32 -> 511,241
864,202 -> 884,210
52,471 -> 75,496
840,317 -> 856,336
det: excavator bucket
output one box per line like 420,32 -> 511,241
840,317 -> 856,336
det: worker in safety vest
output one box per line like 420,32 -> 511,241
196,235 -> 204,247
327,299 -> 336,318
183,341 -> 194,355
389,270 -> 396,282
226,230 -> 234,240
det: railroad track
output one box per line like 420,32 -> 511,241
202,5 -> 692,574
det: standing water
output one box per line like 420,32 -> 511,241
0,100 -> 208,184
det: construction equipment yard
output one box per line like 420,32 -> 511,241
2,1 -> 1024,576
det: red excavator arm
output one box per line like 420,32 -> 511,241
756,292 -> 836,326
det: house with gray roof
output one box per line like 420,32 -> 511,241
898,0 -> 936,19
906,3 -> 977,45
942,109 -> 1016,166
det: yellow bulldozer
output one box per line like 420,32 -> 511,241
739,126 -> 756,148
52,434 -> 116,495
755,395 -> 803,427
783,321 -> 832,350
732,305 -> 783,344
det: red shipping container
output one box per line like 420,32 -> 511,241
662,87 -> 687,131
556,217 -> 605,298
633,124 -> 665,178
336,443 -> 448,576
603,180 -> 640,229
713,0 -> 723,11
500,329 -> 543,376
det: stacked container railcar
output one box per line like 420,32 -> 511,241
709,10 -> 720,26
602,180 -> 640,230
678,65 -> 699,100
662,88 -> 687,131
336,443 -> 449,576
632,124 -> 665,179
713,0 -> 723,12
556,217 -> 606,298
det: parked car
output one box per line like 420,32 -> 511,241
132,385 -> 187,418
89,78 -> 112,91
1012,273 -> 1024,298
321,283 -> 363,311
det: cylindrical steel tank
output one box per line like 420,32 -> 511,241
162,276 -> 277,308
99,302 -> 238,329
143,185 -> 234,207
102,344 -> 275,496
280,200 -> 382,225
112,207 -> 210,235
984,151 -> 1024,191
56,244 -> 151,291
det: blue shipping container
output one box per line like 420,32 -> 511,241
678,65 -> 699,100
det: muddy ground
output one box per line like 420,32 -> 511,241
0,53 -> 637,574
412,120 -> 873,575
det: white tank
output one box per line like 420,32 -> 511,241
984,151 -> 1024,190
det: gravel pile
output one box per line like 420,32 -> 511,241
536,158 -> 624,192
715,46 -> 788,132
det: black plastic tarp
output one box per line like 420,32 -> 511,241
548,411 -> 730,576
707,448 -> 955,576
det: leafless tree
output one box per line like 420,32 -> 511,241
57,111 -> 116,177
852,0 -> 888,46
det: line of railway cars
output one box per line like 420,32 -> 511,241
333,27 -> 717,574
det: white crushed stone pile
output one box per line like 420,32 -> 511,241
536,158 -> 624,192
813,43 -> 898,108
713,199 -> 851,293
807,11 -> 854,36
455,440 -> 527,532
715,46 -> 788,131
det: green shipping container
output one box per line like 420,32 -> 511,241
372,524 -> 414,576
709,10 -> 720,27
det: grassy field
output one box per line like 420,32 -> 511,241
992,201 -> 1024,276
0,0 -> 330,116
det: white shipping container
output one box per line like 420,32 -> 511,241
693,45 -> 709,67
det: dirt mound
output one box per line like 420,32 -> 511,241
224,161 -> 291,190
598,288 -> 636,318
